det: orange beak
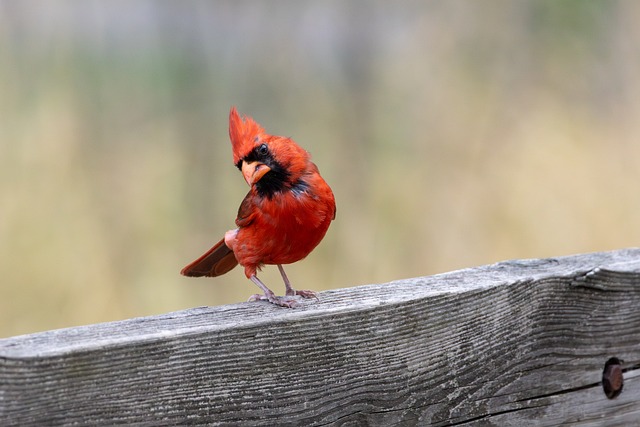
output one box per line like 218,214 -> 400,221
241,161 -> 271,187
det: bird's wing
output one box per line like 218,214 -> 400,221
235,191 -> 259,228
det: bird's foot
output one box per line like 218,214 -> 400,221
277,265 -> 319,301
285,288 -> 319,300
247,293 -> 298,308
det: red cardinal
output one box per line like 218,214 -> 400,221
181,107 -> 336,307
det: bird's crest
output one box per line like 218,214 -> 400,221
229,107 -> 265,165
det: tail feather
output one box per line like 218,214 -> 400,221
181,238 -> 239,277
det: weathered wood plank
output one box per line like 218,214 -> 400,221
1,249 -> 640,426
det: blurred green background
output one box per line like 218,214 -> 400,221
2,1 -> 639,337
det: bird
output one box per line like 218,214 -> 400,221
181,107 -> 336,308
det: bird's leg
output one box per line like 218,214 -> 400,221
278,264 -> 318,300
248,274 -> 297,308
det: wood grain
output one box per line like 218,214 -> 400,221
2,249 -> 640,426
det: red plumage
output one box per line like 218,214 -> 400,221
181,107 -> 336,307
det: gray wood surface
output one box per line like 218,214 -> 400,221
2,249 -> 640,426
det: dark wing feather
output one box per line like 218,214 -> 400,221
180,238 -> 238,277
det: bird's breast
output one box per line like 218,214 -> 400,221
234,182 -> 335,267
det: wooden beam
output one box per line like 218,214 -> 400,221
2,249 -> 640,425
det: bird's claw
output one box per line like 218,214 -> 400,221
247,293 -> 298,308
286,289 -> 319,300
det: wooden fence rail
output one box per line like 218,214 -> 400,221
1,249 -> 640,426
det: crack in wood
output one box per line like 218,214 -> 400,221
515,382 -> 600,402
446,404 -> 550,426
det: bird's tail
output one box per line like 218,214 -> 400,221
181,238 -> 239,277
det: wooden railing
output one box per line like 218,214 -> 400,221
1,249 -> 639,426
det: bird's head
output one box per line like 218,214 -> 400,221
229,107 -> 310,197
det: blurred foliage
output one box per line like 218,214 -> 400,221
1,1 -> 639,337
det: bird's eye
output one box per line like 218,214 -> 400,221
258,144 -> 268,155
